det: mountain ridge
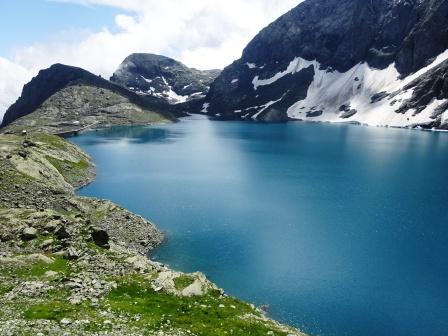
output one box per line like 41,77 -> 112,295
110,53 -> 220,105
204,0 -> 448,129
1,63 -> 176,134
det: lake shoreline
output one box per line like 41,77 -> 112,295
74,119 -> 448,336
0,128 -> 307,335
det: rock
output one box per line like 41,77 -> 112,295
111,53 -> 220,105
55,226 -> 70,239
204,0 -> 448,129
39,239 -> 54,249
21,227 -> 38,241
125,255 -> 153,272
17,151 -> 27,159
44,221 -> 59,232
44,270 -> 58,278
370,92 -> 389,104
340,109 -> 358,119
5,281 -> 51,300
26,254 -> 54,264
60,318 -> 72,325
306,110 -> 323,118
91,228 -> 110,249
1,63 -> 174,131
22,140 -> 37,148
0,233 -> 12,242
63,247 -> 80,260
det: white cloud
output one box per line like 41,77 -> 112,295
0,58 -> 32,119
0,0 -> 302,120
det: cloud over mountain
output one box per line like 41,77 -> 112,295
0,0 -> 301,120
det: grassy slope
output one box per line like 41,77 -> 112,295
2,85 -> 173,135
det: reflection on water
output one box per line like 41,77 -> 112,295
72,118 -> 448,336
79,125 -> 185,145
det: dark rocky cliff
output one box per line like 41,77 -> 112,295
205,0 -> 448,128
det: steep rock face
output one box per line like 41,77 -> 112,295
1,64 -> 175,133
111,53 -> 221,105
205,0 -> 448,128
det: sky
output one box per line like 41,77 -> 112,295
0,0 -> 301,120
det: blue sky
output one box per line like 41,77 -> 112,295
0,0 -> 120,57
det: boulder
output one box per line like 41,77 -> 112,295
55,226 -> 70,239
21,227 -> 38,241
91,228 -> 110,249
63,247 -> 80,260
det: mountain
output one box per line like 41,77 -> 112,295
1,64 -> 175,134
205,0 -> 448,129
110,53 -> 221,105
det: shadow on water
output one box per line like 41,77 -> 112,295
78,125 -> 185,146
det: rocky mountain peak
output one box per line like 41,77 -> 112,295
110,53 -> 221,104
1,63 -> 175,132
204,0 -> 448,129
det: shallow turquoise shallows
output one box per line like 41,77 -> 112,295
72,117 -> 448,336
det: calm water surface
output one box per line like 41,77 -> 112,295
72,117 -> 448,336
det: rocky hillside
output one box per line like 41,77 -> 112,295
0,132 -> 306,336
111,53 -> 220,105
1,64 -> 176,135
205,0 -> 448,129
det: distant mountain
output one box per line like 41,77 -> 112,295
205,0 -> 448,129
111,53 -> 221,105
1,64 -> 175,134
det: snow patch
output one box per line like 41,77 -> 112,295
140,76 -> 153,84
162,87 -> 189,104
283,50 -> 448,128
401,49 -> 448,87
252,94 -> 286,120
231,79 -> 239,84
252,57 -> 316,90
246,62 -> 257,69
441,110 -> 448,124
201,103 -> 210,113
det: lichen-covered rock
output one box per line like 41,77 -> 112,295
21,227 -> 37,241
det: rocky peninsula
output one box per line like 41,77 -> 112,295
0,130 -> 306,335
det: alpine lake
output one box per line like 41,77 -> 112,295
72,116 -> 448,336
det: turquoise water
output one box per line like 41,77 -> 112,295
73,117 -> 448,336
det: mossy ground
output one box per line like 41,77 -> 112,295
174,275 -> 196,290
0,255 -> 297,335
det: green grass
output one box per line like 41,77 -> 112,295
46,156 -> 89,173
45,155 -> 91,186
0,283 -> 14,295
0,165 -> 35,190
105,275 -> 287,336
0,256 -> 70,279
31,133 -> 66,150
23,290 -> 109,332
174,275 -> 195,290
20,274 -> 283,334
3,263 -> 292,335
24,302 -> 72,321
